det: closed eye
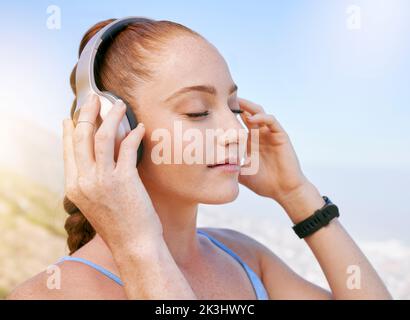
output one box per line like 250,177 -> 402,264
186,111 -> 210,118
186,109 -> 243,118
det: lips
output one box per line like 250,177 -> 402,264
207,157 -> 240,168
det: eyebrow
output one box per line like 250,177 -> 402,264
163,83 -> 238,103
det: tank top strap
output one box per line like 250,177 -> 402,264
55,230 -> 270,299
196,229 -> 269,300
56,256 -> 124,286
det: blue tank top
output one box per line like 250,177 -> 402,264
56,229 -> 269,300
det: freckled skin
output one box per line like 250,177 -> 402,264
6,31 -> 392,301
133,35 -> 245,204
6,34 -> 256,300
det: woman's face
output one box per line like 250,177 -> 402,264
132,35 -> 246,204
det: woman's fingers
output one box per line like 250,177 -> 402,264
238,97 -> 265,115
238,97 -> 285,133
63,119 -> 78,194
116,122 -> 145,172
94,100 -> 127,173
247,113 -> 285,133
238,98 -> 264,131
73,94 -> 100,175
240,110 -> 259,130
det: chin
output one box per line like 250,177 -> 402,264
201,183 -> 240,204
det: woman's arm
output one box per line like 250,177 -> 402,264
62,94 -> 196,300
111,236 -> 197,300
5,234 -> 196,300
236,97 -> 392,299
261,181 -> 392,300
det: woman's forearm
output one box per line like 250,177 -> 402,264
111,237 -> 197,300
278,182 -> 392,299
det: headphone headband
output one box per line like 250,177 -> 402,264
75,16 -> 153,111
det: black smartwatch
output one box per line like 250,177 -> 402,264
292,196 -> 339,239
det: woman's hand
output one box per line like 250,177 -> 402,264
63,93 -> 163,254
63,94 -> 197,299
237,99 -> 393,300
238,98 -> 324,221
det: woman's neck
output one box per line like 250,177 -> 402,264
89,190 -> 203,274
89,172 -> 204,271
145,186 -> 202,268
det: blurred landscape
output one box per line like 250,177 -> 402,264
198,208 -> 410,300
0,168 -> 67,298
1,115 -> 409,299
0,114 -> 68,298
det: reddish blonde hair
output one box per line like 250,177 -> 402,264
65,17 -> 202,255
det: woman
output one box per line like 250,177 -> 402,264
7,17 -> 391,300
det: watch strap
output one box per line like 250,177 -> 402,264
292,196 -> 339,239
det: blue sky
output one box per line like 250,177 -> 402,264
1,1 -> 409,242
1,0 -> 409,170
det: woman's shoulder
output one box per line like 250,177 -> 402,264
197,227 -> 269,278
6,257 -> 125,300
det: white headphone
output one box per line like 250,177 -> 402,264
74,17 -> 148,164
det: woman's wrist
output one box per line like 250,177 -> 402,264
111,235 -> 197,299
110,233 -> 166,265
275,181 -> 326,224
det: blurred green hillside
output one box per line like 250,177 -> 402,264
0,113 -> 69,298
0,167 -> 67,298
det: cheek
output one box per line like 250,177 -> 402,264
140,124 -> 240,203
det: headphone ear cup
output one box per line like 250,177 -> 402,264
121,100 -> 144,166
101,91 -> 144,166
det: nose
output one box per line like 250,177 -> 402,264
216,108 -> 247,152
219,130 -> 237,147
